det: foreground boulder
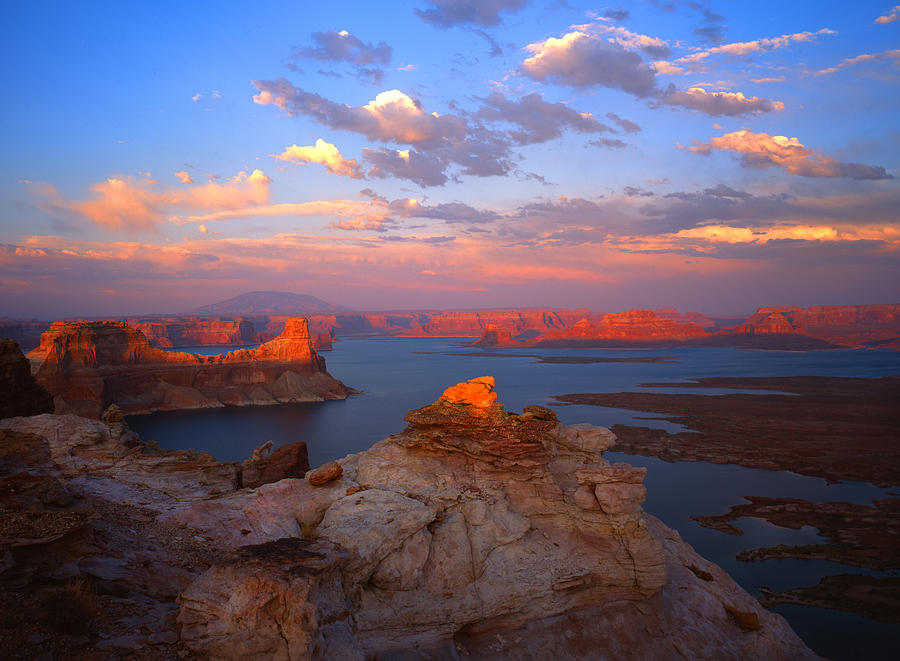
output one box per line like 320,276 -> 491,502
26,317 -> 349,418
171,377 -> 819,660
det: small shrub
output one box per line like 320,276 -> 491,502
41,577 -> 99,635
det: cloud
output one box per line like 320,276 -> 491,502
688,129 -> 894,180
475,92 -> 614,144
521,30 -> 783,116
751,76 -> 785,83
291,30 -> 392,84
876,6 -> 900,23
815,48 -> 900,76
275,139 -> 364,178
255,82 -> 615,185
364,148 -> 450,186
174,171 -> 194,184
691,4 -> 727,44
606,112 -> 641,133
253,82 -> 467,146
656,86 -> 784,115
415,0 -> 528,28
521,31 -> 657,95
603,8 -> 629,22
33,170 -> 276,230
389,198 -> 500,223
294,30 -> 392,66
678,28 -> 836,64
588,20 -> 673,59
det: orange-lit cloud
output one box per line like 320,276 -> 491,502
174,170 -> 194,184
876,6 -> 900,24
36,169 -> 273,231
275,139 -> 364,178
688,130 -> 893,179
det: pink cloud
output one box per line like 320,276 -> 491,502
688,129 -> 893,179
36,169 -> 273,231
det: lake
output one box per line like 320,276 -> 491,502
129,338 -> 900,659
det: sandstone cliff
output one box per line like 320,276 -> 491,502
128,317 -> 257,349
733,304 -> 900,348
0,339 -> 53,419
27,318 -> 348,418
535,309 -> 709,346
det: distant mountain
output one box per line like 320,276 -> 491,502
188,291 -> 352,316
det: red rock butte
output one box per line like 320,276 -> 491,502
27,317 -> 348,418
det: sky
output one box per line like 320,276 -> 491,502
1,0 -> 898,318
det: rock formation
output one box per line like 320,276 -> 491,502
469,324 -> 516,347
0,379 -> 819,659
27,317 -> 348,418
0,339 -> 53,419
168,377 -> 817,659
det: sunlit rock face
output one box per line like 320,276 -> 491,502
26,317 -> 348,418
470,325 -> 516,347
537,309 -> 709,344
129,317 -> 257,348
171,377 -> 819,660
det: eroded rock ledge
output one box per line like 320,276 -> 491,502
0,378 -> 820,660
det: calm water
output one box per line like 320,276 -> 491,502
131,338 -> 900,659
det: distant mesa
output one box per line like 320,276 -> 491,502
188,291 -> 352,316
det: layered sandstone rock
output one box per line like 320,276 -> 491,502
470,324 -> 516,347
536,309 -> 709,345
169,377 -> 818,660
129,317 -> 257,349
305,308 -> 591,339
733,304 -> 900,348
0,340 -> 53,419
655,308 -> 716,329
27,317 -> 348,418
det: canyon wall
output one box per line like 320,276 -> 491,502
27,317 -> 348,418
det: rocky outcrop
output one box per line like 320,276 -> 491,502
469,324 -> 516,347
733,304 -> 900,348
0,340 -> 53,419
536,309 -> 709,346
240,440 -> 311,489
168,377 -> 818,660
27,317 -> 348,418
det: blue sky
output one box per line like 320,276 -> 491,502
1,1 -> 898,317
